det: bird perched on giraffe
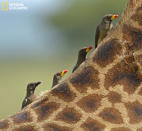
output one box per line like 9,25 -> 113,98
72,46 -> 92,73
52,70 -> 68,88
95,14 -> 118,48
21,81 -> 41,109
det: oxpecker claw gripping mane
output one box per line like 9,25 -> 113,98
1,0 -> 142,130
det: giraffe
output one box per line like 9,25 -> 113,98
1,0 -> 142,130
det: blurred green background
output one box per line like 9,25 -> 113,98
0,0 -> 129,119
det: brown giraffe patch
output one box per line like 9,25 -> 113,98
56,107 -> 81,124
70,66 -> 99,93
138,87 -> 142,96
105,61 -> 141,94
137,127 -> 142,131
42,123 -> 72,131
76,94 -> 102,113
81,117 -> 106,131
111,127 -> 131,131
107,91 -> 122,104
12,111 -> 32,124
34,102 -> 60,122
51,82 -> 76,102
122,24 -> 142,51
32,98 -> 49,108
125,101 -> 142,124
93,39 -> 122,67
135,54 -> 142,67
0,119 -> 9,130
131,6 -> 142,26
99,107 -> 123,124
13,125 -> 37,131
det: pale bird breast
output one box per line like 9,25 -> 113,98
29,94 -> 38,101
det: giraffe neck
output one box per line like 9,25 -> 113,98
1,0 -> 142,130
